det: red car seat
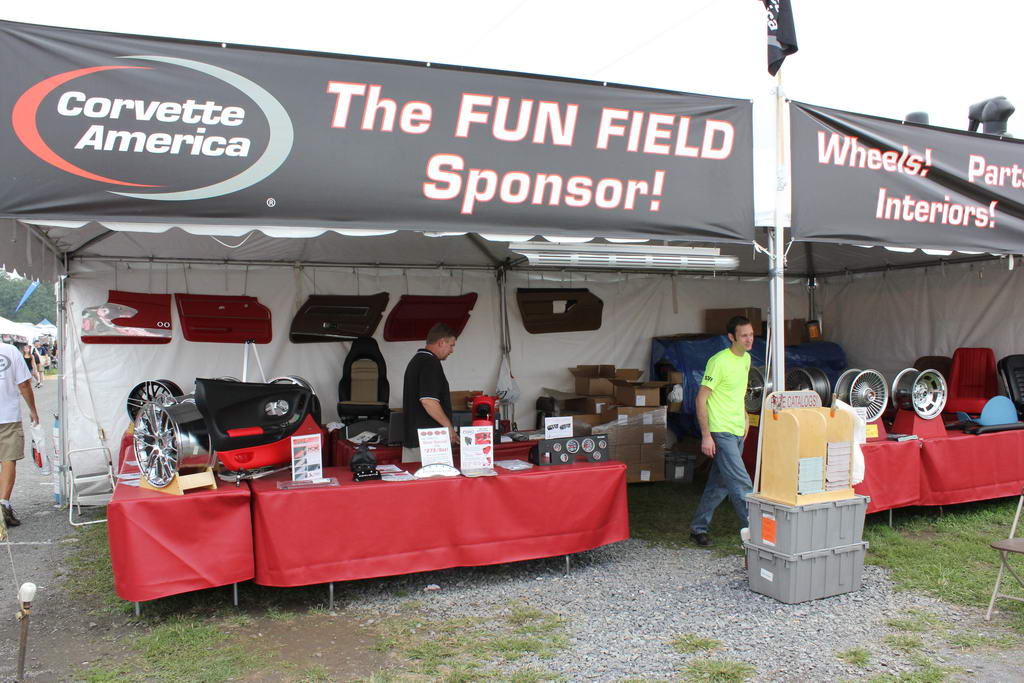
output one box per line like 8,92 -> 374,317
945,347 -> 998,416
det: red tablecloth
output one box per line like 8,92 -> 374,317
918,429 -> 1024,506
331,434 -> 535,467
250,461 -> 629,586
108,479 -> 254,602
854,439 -> 923,513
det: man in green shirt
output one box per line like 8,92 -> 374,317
689,316 -> 755,546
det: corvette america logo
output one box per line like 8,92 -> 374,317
11,56 -> 294,201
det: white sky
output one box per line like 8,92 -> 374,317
3,0 -> 1021,224
3,0 -> 1019,133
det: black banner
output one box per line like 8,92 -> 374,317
792,101 -> 1024,252
0,21 -> 754,242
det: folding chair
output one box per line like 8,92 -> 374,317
986,486 -> 1024,620
66,445 -> 115,527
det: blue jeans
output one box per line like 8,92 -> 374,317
690,432 -> 752,534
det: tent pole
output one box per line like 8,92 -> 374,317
769,73 -> 787,394
57,271 -> 68,506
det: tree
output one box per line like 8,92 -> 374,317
0,271 -> 56,323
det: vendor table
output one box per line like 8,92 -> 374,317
854,439 -> 923,514
107,478 -> 254,602
918,429 -> 1024,506
331,434 -> 534,467
250,460 -> 629,587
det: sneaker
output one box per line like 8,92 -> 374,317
689,531 -> 710,546
2,505 -> 20,527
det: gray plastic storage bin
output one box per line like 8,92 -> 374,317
745,494 -> 869,555
745,541 -> 868,604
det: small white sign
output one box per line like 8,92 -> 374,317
460,426 -> 494,469
760,568 -> 774,582
544,416 -> 572,439
643,413 -> 654,425
618,414 -> 628,425
291,433 -> 324,482
854,406 -> 868,422
640,469 -> 651,482
635,395 -> 647,406
643,432 -> 654,444
417,427 -> 455,467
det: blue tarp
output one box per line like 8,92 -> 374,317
650,336 -> 847,437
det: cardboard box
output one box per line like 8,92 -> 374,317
600,406 -> 668,426
569,366 -> 643,396
785,318 -> 808,345
571,414 -> 606,436
621,445 -> 665,483
641,445 -> 666,482
610,444 -> 642,464
450,390 -> 482,411
612,380 -> 668,408
564,395 -> 615,415
704,307 -> 763,336
594,418 -> 667,447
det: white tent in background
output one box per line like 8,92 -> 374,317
0,316 -> 39,342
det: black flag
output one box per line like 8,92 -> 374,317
763,0 -> 798,76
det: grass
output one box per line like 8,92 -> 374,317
681,658 -> 756,682
947,630 -> 1017,649
836,647 -> 871,667
76,617 -> 261,682
884,610 -> 942,633
369,599 -> 566,679
627,479 -> 746,555
670,633 -> 721,654
864,498 -> 1024,628
63,523 -> 123,615
867,654 -> 958,682
293,664 -> 333,682
883,634 -> 924,652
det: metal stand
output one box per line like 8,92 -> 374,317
233,582 -> 239,607
241,340 -> 267,383
328,582 -> 334,610
134,601 -> 140,617
564,555 -> 571,576
889,509 -> 894,527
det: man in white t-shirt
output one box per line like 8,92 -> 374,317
0,341 -> 39,527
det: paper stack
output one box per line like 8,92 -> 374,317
797,456 -> 824,495
826,441 -> 852,490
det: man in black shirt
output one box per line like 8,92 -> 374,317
402,322 -> 459,462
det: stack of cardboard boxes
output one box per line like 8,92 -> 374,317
567,365 -> 669,483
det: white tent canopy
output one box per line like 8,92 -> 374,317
0,315 -> 42,342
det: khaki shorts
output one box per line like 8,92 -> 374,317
0,422 -> 25,462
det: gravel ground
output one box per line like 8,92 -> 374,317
337,539 -> 1005,682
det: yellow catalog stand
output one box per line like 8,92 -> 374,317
758,391 -> 856,506
745,390 -> 869,604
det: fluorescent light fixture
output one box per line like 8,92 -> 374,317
884,246 -> 916,253
540,235 -> 594,244
479,233 -> 536,242
510,242 -> 739,271
922,249 -> 953,256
